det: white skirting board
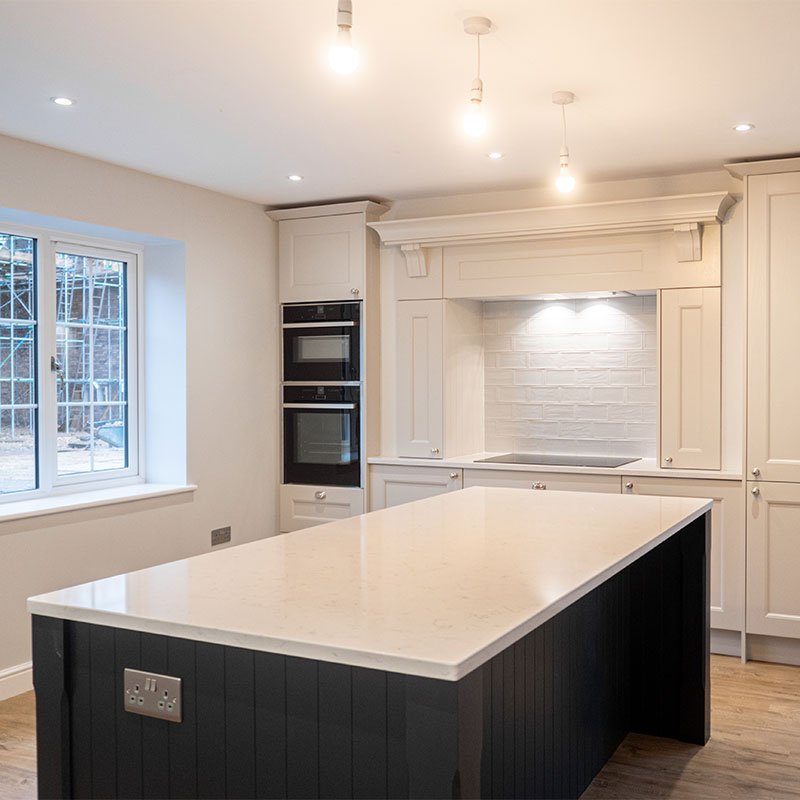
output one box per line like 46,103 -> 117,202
0,661 -> 33,701
712,629 -> 800,666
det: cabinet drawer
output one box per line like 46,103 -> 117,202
463,469 -> 621,493
280,484 -> 364,533
369,465 -> 462,511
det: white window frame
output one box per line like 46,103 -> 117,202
0,223 -> 144,504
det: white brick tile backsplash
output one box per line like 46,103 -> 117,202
484,296 -> 657,457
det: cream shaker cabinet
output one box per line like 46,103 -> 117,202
623,476 -> 744,632
395,299 -> 484,459
270,201 -> 387,304
660,288 -> 721,470
747,481 -> 800,638
369,465 -> 463,511
279,484 -> 365,533
747,172 -> 800,483
463,469 -> 621,494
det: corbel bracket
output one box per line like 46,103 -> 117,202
400,243 -> 428,277
674,222 -> 702,262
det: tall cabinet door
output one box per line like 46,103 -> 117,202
279,213 -> 365,303
396,300 -> 443,458
660,287 -> 721,470
747,173 -> 800,482
747,481 -> 800,638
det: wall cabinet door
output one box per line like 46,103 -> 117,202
623,476 -> 744,632
660,287 -> 721,470
279,484 -> 364,533
369,465 -> 462,511
463,469 -> 621,493
747,481 -> 800,638
747,173 -> 800,482
279,213 -> 365,303
395,300 -> 444,458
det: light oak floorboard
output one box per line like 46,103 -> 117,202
584,656 -> 800,799
0,656 -> 797,799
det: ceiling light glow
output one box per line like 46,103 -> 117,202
462,17 -> 492,138
329,0 -> 359,74
552,91 -> 577,193
733,122 -> 755,132
488,152 -> 504,160
51,97 -> 75,106
288,174 -> 304,182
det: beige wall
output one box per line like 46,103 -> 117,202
0,134 -> 278,679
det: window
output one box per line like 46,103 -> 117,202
0,228 -> 140,500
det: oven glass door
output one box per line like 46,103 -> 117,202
283,324 -> 359,382
283,404 -> 360,486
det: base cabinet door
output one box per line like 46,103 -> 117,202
623,477 -> 744,632
369,465 -> 462,511
463,469 -> 621,493
747,481 -> 800,638
280,484 -> 364,533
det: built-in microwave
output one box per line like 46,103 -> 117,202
283,302 -> 360,383
283,385 -> 361,487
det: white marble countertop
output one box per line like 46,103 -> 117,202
28,487 -> 712,681
368,453 -> 743,481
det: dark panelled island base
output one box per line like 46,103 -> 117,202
33,512 -> 709,800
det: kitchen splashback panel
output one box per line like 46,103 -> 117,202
484,295 -> 657,458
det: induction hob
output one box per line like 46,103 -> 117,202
474,453 -> 641,468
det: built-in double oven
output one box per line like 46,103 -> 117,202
282,302 -> 362,488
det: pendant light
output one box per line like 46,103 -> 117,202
553,91 -> 576,193
329,0 -> 359,74
462,17 -> 492,137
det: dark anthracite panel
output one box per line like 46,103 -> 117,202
318,662 -> 352,800
513,640 -> 525,799
139,633 -> 169,800
502,647 -> 515,798
196,642 -> 226,800
254,652 -> 287,800
89,624 -> 117,799
31,616 -> 71,800
114,629 -> 142,800
386,673 -> 409,799
285,656 -> 319,799
168,637 -> 197,800
490,654 -> 503,799
352,667 -> 387,799
533,624 -> 545,800
68,621 -> 92,799
225,647 -> 256,799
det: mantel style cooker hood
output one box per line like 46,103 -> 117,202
474,454 -> 640,468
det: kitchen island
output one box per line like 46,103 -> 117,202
29,487 -> 711,800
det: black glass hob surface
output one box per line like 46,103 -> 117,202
474,453 -> 641,468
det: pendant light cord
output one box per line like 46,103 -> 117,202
561,103 -> 569,152
475,32 -> 481,79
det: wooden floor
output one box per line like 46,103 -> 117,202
0,655 -> 798,799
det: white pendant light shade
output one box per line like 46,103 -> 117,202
553,91 -> 577,193
329,0 -> 359,74
462,17 -> 492,138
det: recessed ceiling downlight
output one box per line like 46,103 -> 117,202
51,96 -> 75,106
488,152 -> 504,160
734,122 -> 755,132
287,174 -> 304,182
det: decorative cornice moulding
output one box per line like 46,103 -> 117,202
369,192 -> 735,250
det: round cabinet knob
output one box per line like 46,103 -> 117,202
315,490 -> 327,500
532,482 -> 547,490
350,287 -> 360,296
449,472 -> 459,480
751,487 -> 760,496
752,467 -> 761,477
430,447 -> 440,454
664,456 -> 673,463
625,482 -> 634,491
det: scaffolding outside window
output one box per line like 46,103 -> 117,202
0,228 -> 140,499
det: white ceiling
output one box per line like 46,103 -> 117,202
1,0 -> 798,206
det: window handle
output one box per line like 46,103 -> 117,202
50,356 -> 64,389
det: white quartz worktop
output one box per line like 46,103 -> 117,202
28,487 -> 711,681
369,453 -> 743,481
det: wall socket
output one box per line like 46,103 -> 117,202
211,526 -> 231,546
123,668 -> 182,722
